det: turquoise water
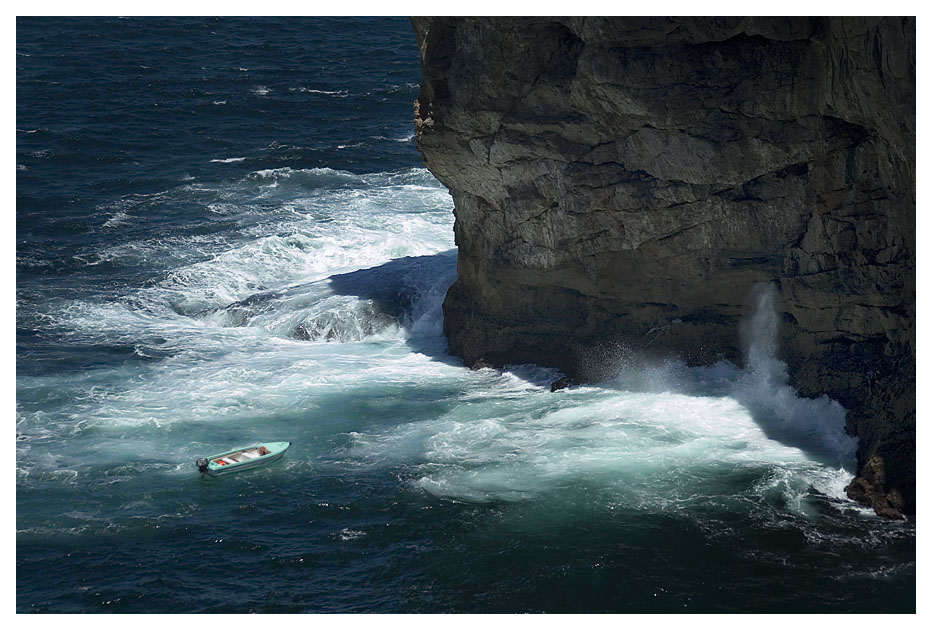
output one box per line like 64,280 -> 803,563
16,17 -> 914,613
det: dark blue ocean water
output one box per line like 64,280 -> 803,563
16,17 -> 915,614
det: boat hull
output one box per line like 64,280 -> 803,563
202,441 -> 291,477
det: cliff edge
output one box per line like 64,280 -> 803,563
412,17 -> 915,517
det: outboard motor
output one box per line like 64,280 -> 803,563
196,458 -> 209,475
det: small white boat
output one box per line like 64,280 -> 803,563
196,441 -> 291,477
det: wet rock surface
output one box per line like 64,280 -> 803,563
412,17 -> 915,516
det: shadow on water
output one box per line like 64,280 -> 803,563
733,283 -> 858,471
600,358 -> 857,472
590,283 -> 858,472
326,249 -> 461,365
731,387 -> 857,472
326,249 -> 456,323
217,249 -> 461,365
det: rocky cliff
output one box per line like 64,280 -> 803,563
411,17 -> 915,517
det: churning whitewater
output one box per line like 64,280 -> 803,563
17,17 -> 914,613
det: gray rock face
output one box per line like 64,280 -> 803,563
412,17 -> 915,516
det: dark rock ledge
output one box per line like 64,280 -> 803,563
411,17 -> 915,518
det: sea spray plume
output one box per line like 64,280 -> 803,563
740,282 -> 785,385
734,283 -> 856,466
571,337 -> 643,386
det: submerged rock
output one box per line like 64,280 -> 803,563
549,376 -> 578,392
469,357 -> 496,370
412,17 -> 915,516
293,302 -> 399,342
845,478 -> 906,521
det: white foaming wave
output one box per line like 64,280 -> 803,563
608,356 -> 855,468
246,166 -> 365,190
54,166 -> 453,347
154,218 -> 450,317
291,87 -> 349,97
338,529 -> 366,541
240,166 -> 441,189
28,341 -> 314,436
208,290 -> 404,344
21,331 -> 451,458
75,233 -> 228,270
101,210 -> 131,229
169,168 -> 445,227
346,379 -> 854,518
202,246 -> 457,343
211,168 -> 452,225
252,85 -> 270,96
385,83 -> 420,94
174,173 -> 449,306
37,299 -> 205,362
292,299 -> 403,343
751,465 -> 857,519
16,448 -> 81,485
209,157 -> 246,163
206,202 -> 243,215
603,285 -> 856,468
92,189 -> 175,228
357,168 -> 442,188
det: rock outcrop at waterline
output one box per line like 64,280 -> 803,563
411,17 -> 915,517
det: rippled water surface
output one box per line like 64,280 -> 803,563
16,17 -> 915,613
